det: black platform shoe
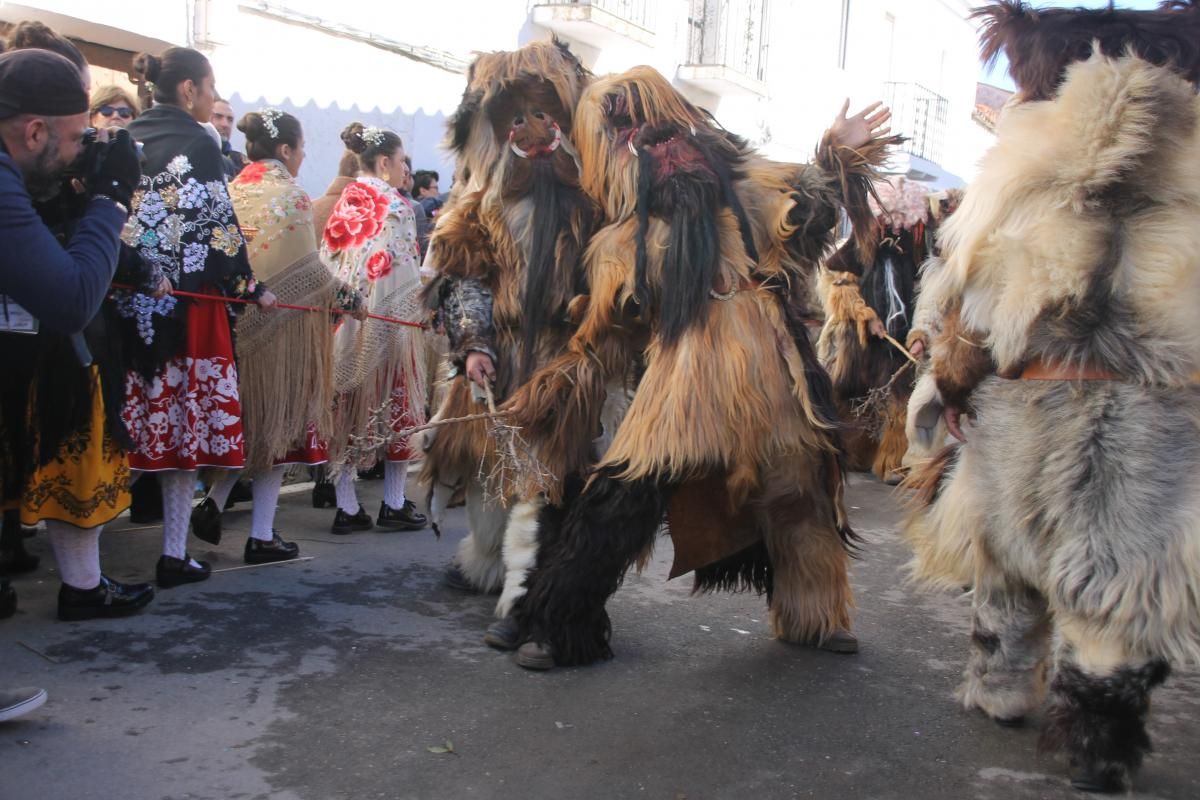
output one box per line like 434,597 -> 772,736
244,533 -> 300,564
58,576 -> 155,621
190,497 -> 222,545
331,506 -> 373,535
225,479 -> 253,510
311,480 -> 336,509
156,554 -> 212,588
0,578 -> 16,619
376,500 -> 427,531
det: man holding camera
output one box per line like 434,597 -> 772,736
0,48 -> 155,626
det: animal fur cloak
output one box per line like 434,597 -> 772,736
818,177 -> 936,481
505,67 -> 899,668
419,39 -> 600,620
904,1 -> 1200,792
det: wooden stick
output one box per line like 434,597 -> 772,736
210,556 -> 315,574
18,641 -> 61,664
880,330 -> 920,365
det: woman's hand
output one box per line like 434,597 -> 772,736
151,276 -> 173,299
257,289 -> 278,312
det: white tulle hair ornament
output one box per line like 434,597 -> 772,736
869,176 -> 931,231
260,108 -> 283,140
360,126 -> 387,147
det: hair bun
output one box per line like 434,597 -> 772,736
131,52 -> 162,84
341,121 -> 368,154
238,111 -> 266,141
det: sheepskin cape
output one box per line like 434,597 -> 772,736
909,51 -> 1200,666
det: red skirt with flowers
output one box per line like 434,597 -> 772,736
276,424 -> 329,467
386,380 -> 418,462
123,289 -> 246,471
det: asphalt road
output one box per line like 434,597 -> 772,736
2,475 -> 1197,800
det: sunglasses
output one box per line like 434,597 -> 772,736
98,105 -> 134,119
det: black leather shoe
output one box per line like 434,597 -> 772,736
443,564 -> 481,594
483,616 -> 520,651
311,481 -> 336,509
58,576 -> 154,620
244,533 -> 300,564
156,554 -> 212,588
0,578 -> 16,619
377,500 -> 427,531
190,497 -> 222,545
225,479 -> 253,510
331,506 -> 373,535
515,641 -> 556,671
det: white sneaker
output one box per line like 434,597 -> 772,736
0,687 -> 47,722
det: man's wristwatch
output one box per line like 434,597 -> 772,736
92,194 -> 129,215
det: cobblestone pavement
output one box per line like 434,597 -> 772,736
2,475 -> 1197,800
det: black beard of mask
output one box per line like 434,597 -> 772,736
517,156 -> 585,382
632,141 -> 757,345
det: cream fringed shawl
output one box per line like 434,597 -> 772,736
319,176 -> 427,469
229,160 -> 337,475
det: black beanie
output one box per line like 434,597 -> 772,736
0,49 -> 88,120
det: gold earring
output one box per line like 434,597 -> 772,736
382,171 -> 390,183
187,99 -> 194,111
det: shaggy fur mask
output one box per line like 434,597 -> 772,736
573,67 -> 758,343
975,0 -> 1200,101
438,39 -> 596,376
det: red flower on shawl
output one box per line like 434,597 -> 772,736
234,161 -> 270,186
366,250 -> 393,281
324,182 -> 390,253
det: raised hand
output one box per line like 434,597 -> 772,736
829,100 -> 892,150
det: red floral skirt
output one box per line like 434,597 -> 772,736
386,380 -> 418,462
276,424 -> 329,467
122,290 -> 246,471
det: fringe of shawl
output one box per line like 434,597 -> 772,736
328,280 -> 429,471
235,252 -> 337,476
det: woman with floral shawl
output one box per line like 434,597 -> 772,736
120,48 -> 277,588
190,109 -> 365,562
319,122 -> 427,534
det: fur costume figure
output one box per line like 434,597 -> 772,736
504,66 -> 900,669
900,190 -> 962,471
904,2 -> 1200,792
818,177 -> 936,482
419,40 -> 600,630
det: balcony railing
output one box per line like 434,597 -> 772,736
884,81 -> 949,165
685,0 -> 770,82
534,0 -> 654,32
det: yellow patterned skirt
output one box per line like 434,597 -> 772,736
20,368 -> 130,528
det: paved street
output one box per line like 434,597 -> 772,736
1,475 -> 1197,800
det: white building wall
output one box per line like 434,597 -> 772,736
5,0 -> 990,192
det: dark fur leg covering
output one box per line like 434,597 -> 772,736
1040,658 -> 1170,793
514,467 -> 668,666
